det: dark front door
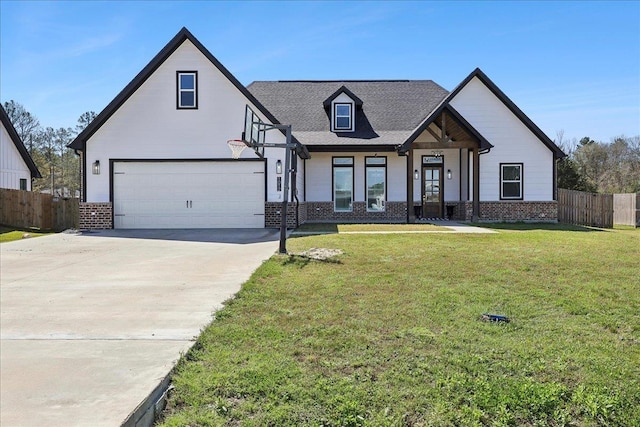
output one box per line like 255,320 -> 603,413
422,166 -> 443,218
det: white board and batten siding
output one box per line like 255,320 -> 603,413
0,123 -> 32,190
113,161 -> 264,229
450,77 -> 554,201
305,152 -> 406,202
84,38 -> 284,204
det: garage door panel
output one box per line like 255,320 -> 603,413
113,161 -> 264,229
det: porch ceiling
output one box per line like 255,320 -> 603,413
401,104 -> 493,152
431,110 -> 471,143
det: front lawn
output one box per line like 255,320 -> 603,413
159,226 -> 640,426
0,226 -> 51,243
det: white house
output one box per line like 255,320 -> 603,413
0,104 -> 41,191
69,28 -> 565,230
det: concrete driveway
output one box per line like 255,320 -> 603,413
0,229 -> 280,427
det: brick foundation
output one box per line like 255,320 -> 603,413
305,201 -> 407,223
265,202 -> 306,228
478,201 -> 557,222
79,202 -> 113,229
297,200 -> 557,223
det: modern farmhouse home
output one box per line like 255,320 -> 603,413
69,27 -> 565,229
0,104 -> 41,191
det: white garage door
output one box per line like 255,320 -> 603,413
113,161 -> 264,229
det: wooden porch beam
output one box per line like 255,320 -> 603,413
413,140 -> 478,150
441,113 -> 446,141
426,126 -> 441,142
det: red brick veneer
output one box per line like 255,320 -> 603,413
79,202 -> 112,229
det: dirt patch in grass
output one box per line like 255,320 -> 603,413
293,247 -> 343,260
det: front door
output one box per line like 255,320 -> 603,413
422,166 -> 443,218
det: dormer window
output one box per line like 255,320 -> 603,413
324,86 -> 361,133
334,103 -> 353,131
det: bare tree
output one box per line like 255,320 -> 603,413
3,100 -> 41,155
75,111 -> 97,134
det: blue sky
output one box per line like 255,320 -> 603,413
1,1 -> 638,145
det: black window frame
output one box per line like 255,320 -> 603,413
365,156 -> 387,212
176,71 -> 198,109
19,178 -> 27,191
332,156 -> 354,212
500,163 -> 524,200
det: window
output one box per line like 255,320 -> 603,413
500,163 -> 523,200
366,157 -> 386,212
19,179 -> 27,191
177,71 -> 197,109
333,103 -> 353,131
423,155 -> 443,165
333,157 -> 354,212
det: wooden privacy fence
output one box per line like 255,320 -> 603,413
558,188 -> 613,228
613,193 -> 639,227
0,188 -> 79,231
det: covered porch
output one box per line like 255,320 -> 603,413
399,104 -> 492,223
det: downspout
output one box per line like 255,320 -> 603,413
73,149 -> 83,201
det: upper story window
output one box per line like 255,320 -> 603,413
177,71 -> 197,109
333,103 -> 353,132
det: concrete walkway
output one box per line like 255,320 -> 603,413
291,221 -> 497,235
0,229 -> 279,427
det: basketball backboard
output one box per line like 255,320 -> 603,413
243,105 -> 265,157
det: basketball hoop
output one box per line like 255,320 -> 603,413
227,139 -> 247,159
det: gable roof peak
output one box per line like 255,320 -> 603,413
68,27 -> 282,151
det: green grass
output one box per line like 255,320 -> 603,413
296,223 -> 450,233
0,226 -> 51,243
159,225 -> 640,426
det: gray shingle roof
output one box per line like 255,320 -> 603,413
246,81 -> 448,147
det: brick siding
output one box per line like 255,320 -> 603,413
265,202 -> 305,228
79,202 -> 113,229
479,201 -> 557,222
299,200 -> 556,223
304,201 -> 407,223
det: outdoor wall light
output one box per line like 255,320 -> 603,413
447,169 -> 452,180
414,169 -> 419,180
92,160 -> 100,175
276,159 -> 282,175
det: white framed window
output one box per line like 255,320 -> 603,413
366,157 -> 386,212
333,157 -> 354,212
500,163 -> 523,200
177,71 -> 197,109
333,103 -> 353,132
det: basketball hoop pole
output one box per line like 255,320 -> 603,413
279,125 -> 293,254
252,122 -> 295,254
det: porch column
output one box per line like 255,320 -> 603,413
407,148 -> 415,223
472,147 -> 480,221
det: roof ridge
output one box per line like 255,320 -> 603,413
250,80 -> 441,83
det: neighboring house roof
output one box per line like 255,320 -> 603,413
0,104 -> 42,179
401,68 -> 566,158
67,27 -> 309,158
247,80 -> 449,148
